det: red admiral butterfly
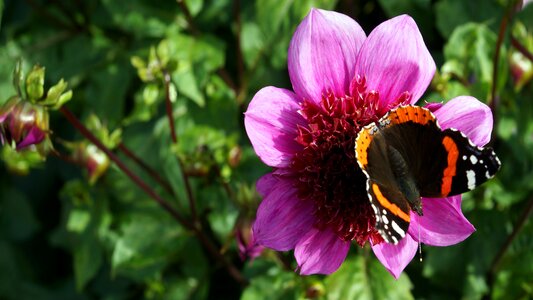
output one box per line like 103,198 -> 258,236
355,106 -> 501,244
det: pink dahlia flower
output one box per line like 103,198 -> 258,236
244,9 -> 493,278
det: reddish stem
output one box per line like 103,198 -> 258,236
117,142 -> 174,196
60,106 -> 248,285
511,35 -> 533,62
59,106 -> 194,230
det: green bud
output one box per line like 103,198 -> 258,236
40,79 -> 72,109
25,65 -> 45,101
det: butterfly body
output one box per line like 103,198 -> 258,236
355,105 -> 500,244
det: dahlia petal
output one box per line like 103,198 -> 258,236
253,178 -> 315,251
355,15 -> 435,109
371,233 -> 418,279
294,227 -> 350,275
408,196 -> 475,246
16,126 -> 45,150
244,87 -> 306,168
432,96 -> 493,146
288,8 -> 366,103
256,173 -> 278,198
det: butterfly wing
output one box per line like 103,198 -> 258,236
356,122 -> 412,244
367,179 -> 411,244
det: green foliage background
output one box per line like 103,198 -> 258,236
1,0 -> 532,299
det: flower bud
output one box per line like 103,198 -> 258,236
236,220 -> 264,261
0,97 -> 50,151
71,142 -> 110,185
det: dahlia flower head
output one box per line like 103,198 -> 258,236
244,9 -> 494,278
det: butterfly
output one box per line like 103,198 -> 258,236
355,105 -> 500,244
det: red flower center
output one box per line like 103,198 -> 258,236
292,76 -> 410,246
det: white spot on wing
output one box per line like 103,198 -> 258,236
467,170 -> 476,190
463,155 -> 467,160
391,221 -> 406,237
470,155 -> 478,164
382,215 -> 389,224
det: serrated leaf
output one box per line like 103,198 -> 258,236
325,256 -> 413,300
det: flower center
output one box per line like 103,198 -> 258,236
292,76 -> 410,246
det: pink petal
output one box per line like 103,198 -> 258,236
244,87 -> 306,168
432,96 -> 493,146
355,15 -> 435,110
256,173 -> 278,198
371,234 -> 418,279
17,126 -> 45,150
253,178 -> 315,251
295,227 -> 350,275
288,8 -> 366,103
408,196 -> 475,246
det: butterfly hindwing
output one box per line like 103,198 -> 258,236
367,179 -> 411,244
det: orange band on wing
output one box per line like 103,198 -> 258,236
441,136 -> 458,196
371,183 -> 410,222
387,106 -> 435,125
355,127 -> 372,168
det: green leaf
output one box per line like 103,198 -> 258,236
241,261 -> 300,300
74,237 -> 103,291
434,0 -> 502,38
85,61 -> 132,125
325,255 -> 413,300
111,213 -> 185,281
442,22 -> 506,100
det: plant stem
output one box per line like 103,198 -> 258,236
193,226 -> 249,286
59,106 -> 194,230
511,35 -> 533,62
489,8 -> 511,111
163,69 -> 178,144
176,0 -> 200,36
117,142 -> 174,196
60,106 -> 248,285
161,67 -> 198,220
